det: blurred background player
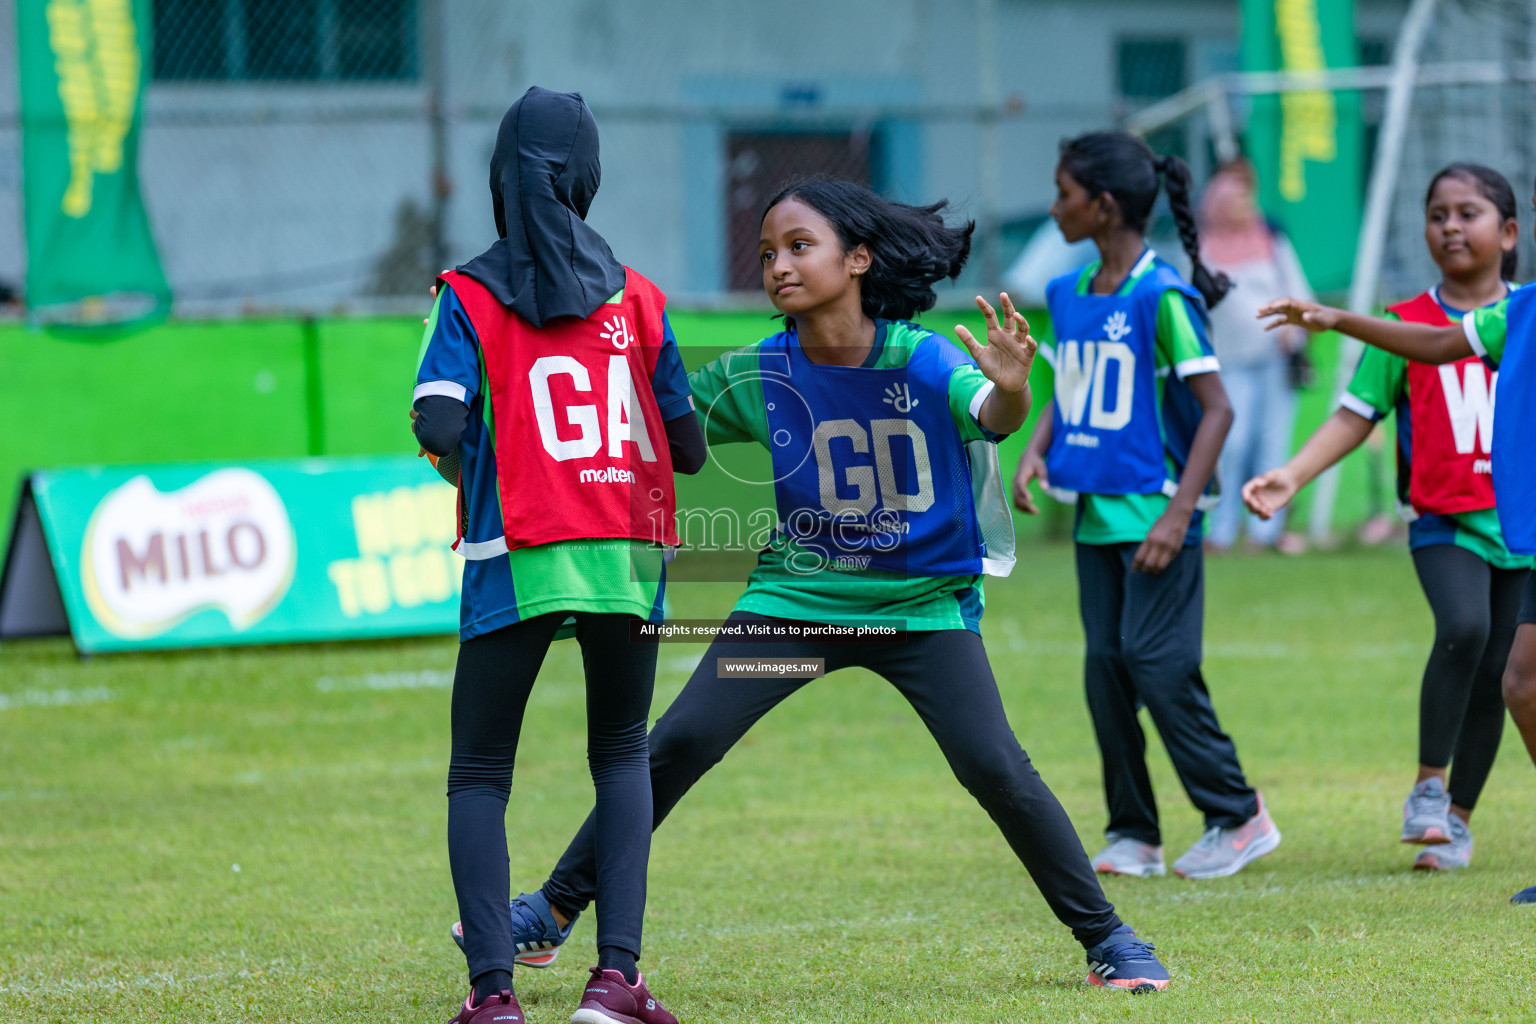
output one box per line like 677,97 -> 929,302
1198,157 -> 1314,555
412,87 -> 704,1024
455,177 -> 1175,993
1243,165 -> 1527,872
1257,173 -> 1536,904
1013,131 -> 1280,882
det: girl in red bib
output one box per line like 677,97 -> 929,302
1243,164 -> 1529,871
412,87 -> 705,1024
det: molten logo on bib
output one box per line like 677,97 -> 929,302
81,469 -> 296,638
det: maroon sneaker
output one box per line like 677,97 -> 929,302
448,988 -> 525,1024
570,967 -> 678,1024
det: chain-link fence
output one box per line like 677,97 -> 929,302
1377,1 -> 1536,300
0,0 -> 1249,316
1124,0 -> 1536,304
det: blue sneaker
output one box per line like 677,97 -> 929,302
1512,885 -> 1536,905
450,891 -> 578,968
1085,925 -> 1170,993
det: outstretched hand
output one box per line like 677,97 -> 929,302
1257,297 -> 1341,334
956,293 -> 1036,393
1241,468 -> 1298,521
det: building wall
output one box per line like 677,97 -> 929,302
446,0 -> 1246,299
2,0 -> 1416,309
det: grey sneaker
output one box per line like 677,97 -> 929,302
1090,836 -> 1166,878
1401,777 -> 1453,844
1413,815 -> 1472,870
1172,792 -> 1282,879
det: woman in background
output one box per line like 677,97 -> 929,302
1199,159 -> 1313,555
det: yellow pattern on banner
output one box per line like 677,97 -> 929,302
46,0 -> 140,218
1275,0 -> 1336,202
328,483 -> 463,618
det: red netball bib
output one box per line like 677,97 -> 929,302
1387,290 -> 1497,516
442,267 -> 679,550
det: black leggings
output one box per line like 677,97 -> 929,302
1412,545 -> 1528,810
447,613 -> 656,981
540,613 -> 1123,950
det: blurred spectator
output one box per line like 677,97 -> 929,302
1200,160 -> 1312,554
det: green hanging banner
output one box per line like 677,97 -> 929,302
16,0 -> 170,330
1241,0 -> 1361,293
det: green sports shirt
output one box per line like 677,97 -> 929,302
1464,297 -> 1511,365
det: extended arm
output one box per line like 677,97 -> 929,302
1257,298 -> 1472,365
1242,408 -> 1374,520
979,380 -> 1031,435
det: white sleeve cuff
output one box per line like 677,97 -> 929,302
968,380 -> 996,422
1173,355 -> 1221,379
1338,391 -> 1384,422
1462,311 -> 1488,359
414,380 -> 469,404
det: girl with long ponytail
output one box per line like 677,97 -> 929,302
1013,131 -> 1279,881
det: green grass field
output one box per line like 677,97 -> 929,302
3,544 -> 1534,1022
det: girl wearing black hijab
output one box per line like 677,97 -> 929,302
413,86 -> 702,1024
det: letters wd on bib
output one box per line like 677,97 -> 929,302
0,457 -> 462,653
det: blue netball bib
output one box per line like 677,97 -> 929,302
1043,258 -> 1206,498
757,328 -> 1008,577
1493,286 -> 1536,555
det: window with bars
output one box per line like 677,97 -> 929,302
152,0 -> 418,82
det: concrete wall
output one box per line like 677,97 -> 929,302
2,0 -> 1417,309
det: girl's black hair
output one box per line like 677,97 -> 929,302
1423,162 -> 1519,280
762,178 -> 974,322
1057,131 -> 1233,309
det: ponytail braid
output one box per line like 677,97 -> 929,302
1156,154 -> 1233,309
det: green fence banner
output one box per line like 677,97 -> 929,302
1240,0 -> 1361,293
0,457 -> 461,652
16,0 -> 171,329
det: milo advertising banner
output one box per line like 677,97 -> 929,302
0,457 -> 462,652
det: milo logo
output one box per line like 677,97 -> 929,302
81,469 -> 296,638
